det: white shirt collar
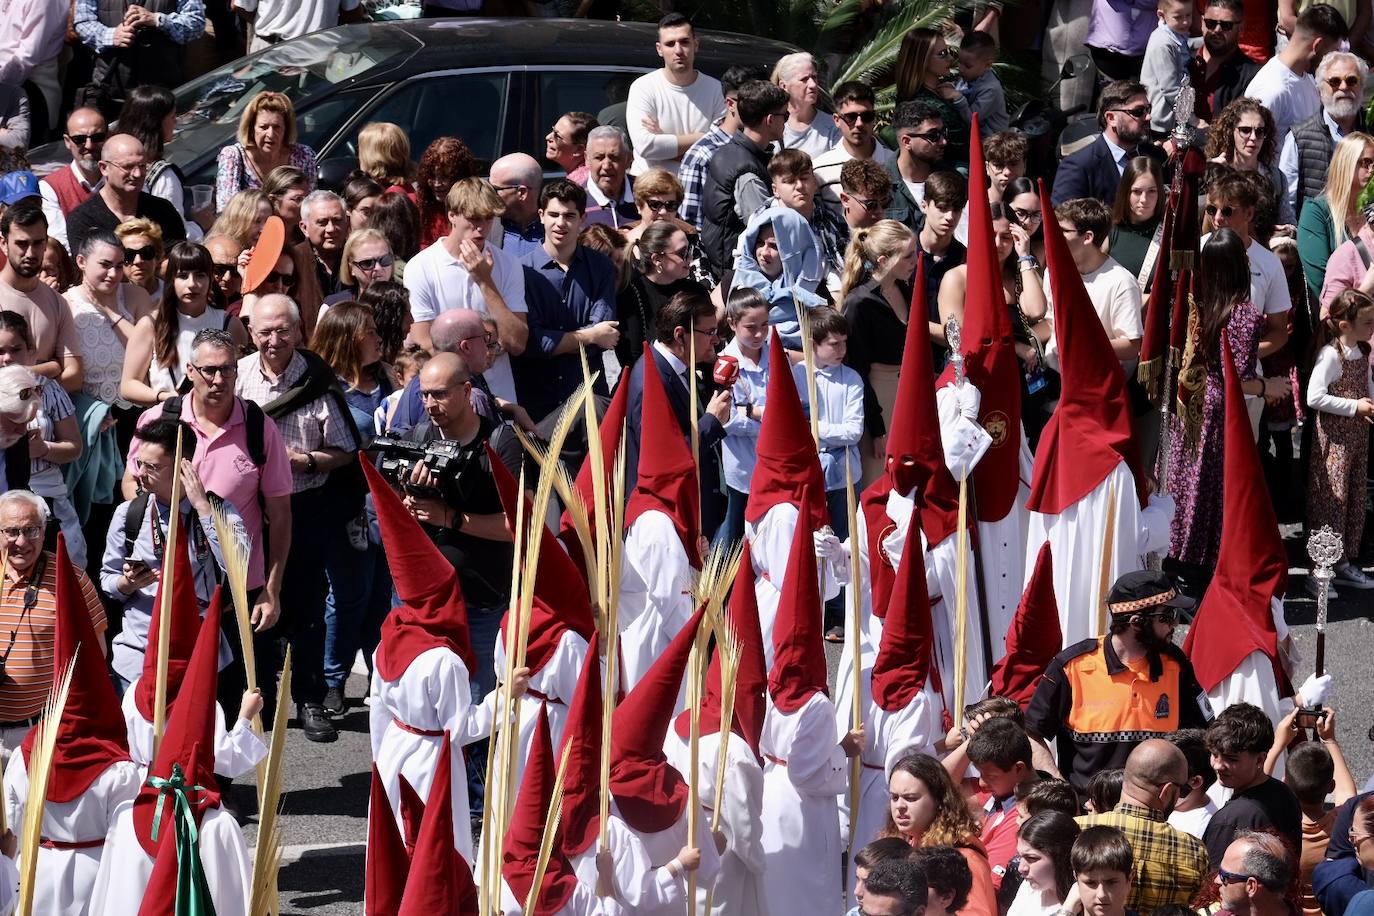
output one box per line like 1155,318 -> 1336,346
653,340 -> 687,377
584,176 -> 633,208
70,161 -> 103,192
1102,133 -> 1131,170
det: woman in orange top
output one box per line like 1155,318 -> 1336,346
884,753 -> 1000,916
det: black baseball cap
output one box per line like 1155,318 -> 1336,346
1106,570 -> 1195,619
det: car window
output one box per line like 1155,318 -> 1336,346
333,71 -> 509,170
535,69 -> 639,142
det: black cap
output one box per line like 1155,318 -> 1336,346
1106,570 -> 1195,618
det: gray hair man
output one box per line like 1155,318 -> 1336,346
388,308 -> 504,435
65,132 -> 187,256
1280,50 -> 1369,219
1213,832 -> 1295,916
583,125 -> 637,227
299,189 -> 347,295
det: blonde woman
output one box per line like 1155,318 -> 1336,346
840,219 -> 918,483
358,122 -> 415,194
324,228 -> 396,311
1298,131 -> 1374,304
214,91 -> 318,212
894,27 -> 970,168
114,218 -> 165,300
207,189 -> 272,248
621,168 -> 691,247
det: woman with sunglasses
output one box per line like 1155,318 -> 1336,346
113,218 -> 165,301
1106,157 -> 1167,293
894,28 -> 971,170
616,220 -> 707,371
322,228 -> 395,314
1205,98 -> 1295,230
622,168 -> 691,248
121,241 -> 250,407
1297,131 -> 1374,306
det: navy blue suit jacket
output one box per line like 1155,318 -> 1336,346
1051,135 -> 1166,207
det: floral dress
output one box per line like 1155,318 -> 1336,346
214,142 -> 318,213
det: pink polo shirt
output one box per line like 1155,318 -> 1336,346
130,394 -> 293,589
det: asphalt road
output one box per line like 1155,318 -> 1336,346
235,545 -> 1374,915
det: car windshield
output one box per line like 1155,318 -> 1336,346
167,28 -> 420,170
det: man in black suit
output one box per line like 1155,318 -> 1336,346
1051,80 -> 1165,207
623,289 -> 733,540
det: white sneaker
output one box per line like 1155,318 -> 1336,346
1306,576 -> 1341,601
1335,562 -> 1374,589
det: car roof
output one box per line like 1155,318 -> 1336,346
345,17 -> 797,74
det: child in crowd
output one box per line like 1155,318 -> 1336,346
1166,728 -> 1220,839
0,310 -> 85,566
718,288 -> 773,547
729,206 -> 827,352
1085,769 -> 1124,815
1306,289 -> 1374,590
917,171 -> 968,372
1069,826 -> 1135,916
848,837 -> 917,916
1267,707 -> 1357,916
1142,0 -> 1195,136
956,31 -> 1009,137
378,345 -> 429,431
793,307 -> 864,639
1017,780 -> 1081,825
965,718 -> 1041,888
909,844 -> 976,916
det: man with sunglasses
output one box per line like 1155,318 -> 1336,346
701,79 -> 789,277
1280,51 -> 1368,220
1052,80 -> 1165,208
38,108 -> 107,252
1213,833 -> 1299,916
813,80 -> 895,217
836,159 -> 894,234
1193,0 -> 1260,122
885,99 -> 950,232
65,133 -> 185,258
1244,2 -> 1349,146
1027,570 -> 1211,796
204,233 -> 243,307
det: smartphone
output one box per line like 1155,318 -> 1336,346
1295,709 -> 1327,729
123,557 -> 150,575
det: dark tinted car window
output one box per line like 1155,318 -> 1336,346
536,69 -> 638,141
339,71 -> 509,169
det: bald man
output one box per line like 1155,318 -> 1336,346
387,308 -> 502,434
488,153 -> 544,257
40,108 -> 107,250
65,132 -> 185,255
1076,739 -> 1211,911
1214,832 -> 1296,916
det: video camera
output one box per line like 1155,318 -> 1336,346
367,436 -> 473,500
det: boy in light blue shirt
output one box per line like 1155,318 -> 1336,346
957,31 -> 1009,137
1142,0 -> 1196,135
718,288 -> 773,547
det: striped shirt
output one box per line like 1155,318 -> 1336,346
0,553 -> 106,721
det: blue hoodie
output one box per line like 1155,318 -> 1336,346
731,206 -> 827,349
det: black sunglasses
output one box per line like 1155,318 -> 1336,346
1235,125 -> 1268,138
265,270 -> 297,289
124,246 -> 158,262
212,262 -> 238,277
646,198 -> 680,213
66,132 -> 107,146
352,253 -> 395,271
1202,17 -> 1237,30
905,128 -> 948,143
838,110 -> 878,126
1113,105 -> 1151,120
1204,204 -> 1234,218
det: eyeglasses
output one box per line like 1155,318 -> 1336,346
254,327 -> 294,341
1139,608 -> 1180,624
905,128 -> 948,144
1012,207 -> 1042,224
1216,867 -> 1255,886
1352,832 -> 1374,848
1360,157 -> 1374,170
107,160 -> 148,176
124,246 -> 158,263
264,270 -> 297,289
693,325 -> 720,339
645,198 -> 680,213
767,109 -> 790,120
0,526 -> 43,542
66,132 -> 107,147
1326,75 -> 1361,90
1202,17 -> 1237,30
1112,106 -> 1151,120
667,246 -> 691,260
849,194 -> 890,214
491,184 -> 525,194
212,262 -> 238,278
133,458 -> 166,473
352,253 -> 395,271
837,109 -> 878,126
1235,125 -> 1268,138
1204,204 -> 1235,218
191,363 -> 238,379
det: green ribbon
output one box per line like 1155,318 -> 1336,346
145,763 -> 218,916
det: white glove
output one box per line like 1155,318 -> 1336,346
1298,673 -> 1332,708
1147,490 -> 1176,523
814,529 -> 843,561
951,380 -> 981,420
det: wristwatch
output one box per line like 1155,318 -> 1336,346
305,452 -> 317,474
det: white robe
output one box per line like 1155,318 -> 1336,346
368,645 -> 495,865
758,693 -> 848,916
618,511 -> 695,692
492,629 -> 588,789
747,503 -> 842,672
1024,461 -> 1173,647
120,684 -> 268,780
664,729 -> 769,916
3,754 -> 141,916
569,814 -> 683,915
87,801 -> 252,916
608,798 -> 721,916
499,878 -> 626,915
1202,598 -> 1298,776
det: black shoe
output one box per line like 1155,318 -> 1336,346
299,703 -> 338,743
322,686 -> 346,716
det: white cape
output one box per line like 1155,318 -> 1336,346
121,684 -> 268,779
618,510 -> 695,692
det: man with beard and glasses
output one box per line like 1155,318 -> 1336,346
1193,0 -> 1261,122
1280,51 -> 1368,219
1075,739 -> 1212,912
1052,80 -> 1165,207
1245,3 -> 1348,147
1026,571 -> 1212,795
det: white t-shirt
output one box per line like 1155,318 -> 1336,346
1244,58 -> 1320,146
1043,256 -> 1144,368
1199,233 -> 1292,315
403,238 -> 527,402
1167,799 -> 1219,839
812,141 -> 897,214
625,69 -> 725,176
782,116 -> 843,160
234,0 -> 359,41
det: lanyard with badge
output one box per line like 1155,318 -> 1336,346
0,552 -> 48,685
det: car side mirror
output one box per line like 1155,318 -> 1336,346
1062,54 -> 1091,80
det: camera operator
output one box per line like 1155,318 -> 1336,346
395,350 -> 525,704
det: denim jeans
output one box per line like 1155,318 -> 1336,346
715,486 -> 750,549
824,485 -> 853,630
323,537 -> 393,689
461,602 -> 503,819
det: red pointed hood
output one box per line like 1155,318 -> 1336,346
610,606 -> 705,834
989,541 -> 1063,707
504,705 -> 579,915
674,543 -> 768,760
936,117 -> 1022,521
397,737 -> 479,916
132,590 -> 224,856
871,506 -> 937,710
559,631 -> 602,857
768,492 -> 829,714
366,765 -> 411,916
562,374 -> 630,576
22,535 -> 129,802
363,454 -> 476,679
1026,179 -> 1146,514
133,518 -> 201,722
1183,335 -> 1291,695
861,478 -> 899,620
626,343 -> 702,567
490,444 -> 595,676
745,331 -> 828,533
134,741 -> 212,916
